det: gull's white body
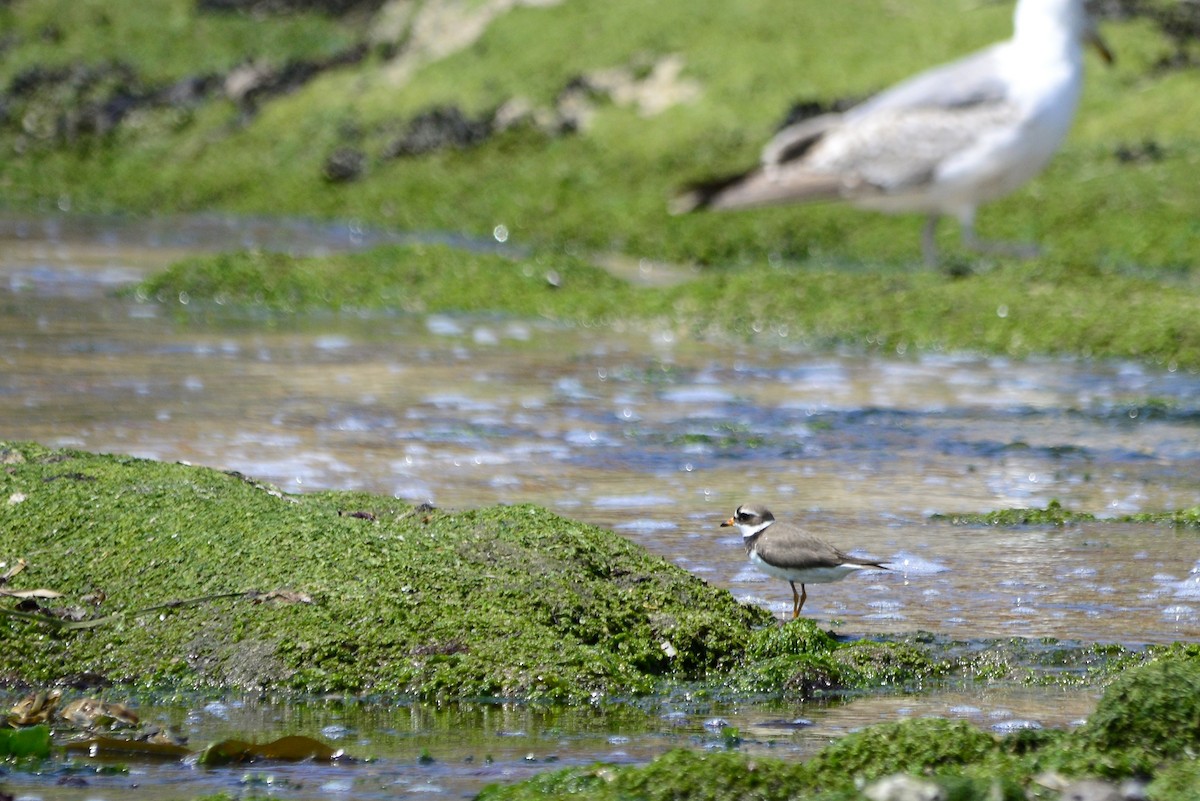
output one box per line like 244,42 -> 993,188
677,0 -> 1110,262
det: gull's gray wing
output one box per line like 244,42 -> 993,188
849,42 -> 1012,118
803,100 -> 1021,194
681,41 -> 1020,210
761,41 -> 1014,185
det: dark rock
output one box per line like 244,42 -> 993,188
1093,0 -> 1200,68
225,44 -> 367,114
322,147 -> 366,183
783,661 -> 846,699
0,59 -> 222,148
1115,139 -> 1166,164
196,0 -> 388,16
157,74 -> 221,108
383,105 -> 493,158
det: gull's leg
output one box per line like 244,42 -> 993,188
960,209 -> 1040,259
922,214 -> 941,266
797,584 -> 808,615
789,581 -> 801,619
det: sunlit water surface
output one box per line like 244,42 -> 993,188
1,214 -> 1198,799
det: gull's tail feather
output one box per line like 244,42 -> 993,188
671,167 -> 843,215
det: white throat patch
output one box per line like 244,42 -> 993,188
740,518 -> 773,538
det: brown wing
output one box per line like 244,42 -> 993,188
753,528 -> 850,569
755,524 -> 888,570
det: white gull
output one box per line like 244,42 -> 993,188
673,0 -> 1113,264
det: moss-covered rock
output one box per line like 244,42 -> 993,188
805,718 -> 999,790
731,622 -> 938,699
477,721 -> 1019,801
0,441 -> 770,700
133,245 -> 639,319
938,500 -> 1200,528
1078,648 -> 1200,763
933,499 -> 1098,527
1148,758 -> 1200,800
478,748 -> 812,801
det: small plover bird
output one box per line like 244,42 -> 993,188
722,503 -> 887,618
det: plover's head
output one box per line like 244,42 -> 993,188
721,504 -> 775,537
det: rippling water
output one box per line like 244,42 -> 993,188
1,213 -> 1198,799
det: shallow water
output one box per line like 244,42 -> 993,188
1,213 -> 1198,798
0,685 -> 1101,801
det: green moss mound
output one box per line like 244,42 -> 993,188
1079,648 -> 1200,762
139,247 -> 1200,369
0,441 -> 770,700
934,499 -> 1099,527
732,623 -> 937,699
805,718 -> 999,788
478,748 -> 811,801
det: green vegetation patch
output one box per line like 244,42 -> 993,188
478,748 -> 811,801
136,246 -> 1200,368
805,718 -> 999,787
938,499 -> 1200,528
0,0 -> 360,86
1078,645 -> 1200,763
934,499 -> 1099,527
0,440 -> 771,701
0,724 -> 51,759
479,650 -> 1200,801
730,623 -> 939,699
134,244 -> 638,319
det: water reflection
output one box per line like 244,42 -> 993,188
0,686 -> 1100,801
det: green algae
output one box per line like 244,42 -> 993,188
804,718 -> 999,786
132,245 -> 638,320
1078,646 -> 1200,763
0,724 -> 51,759
933,500 -> 1099,527
938,499 -> 1200,528
134,246 -> 1200,369
1122,507 -> 1200,528
730,623 -> 940,699
477,748 -> 812,801
0,0 -> 360,86
478,650 -> 1200,801
0,440 -> 771,700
